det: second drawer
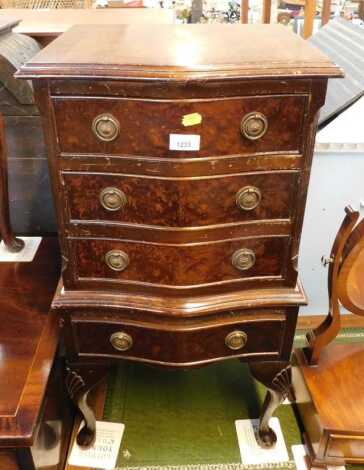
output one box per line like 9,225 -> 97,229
63,170 -> 298,228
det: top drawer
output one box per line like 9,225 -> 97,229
53,95 -> 306,158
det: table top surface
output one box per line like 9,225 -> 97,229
0,8 -> 174,35
297,343 -> 364,432
0,238 -> 60,447
17,23 -> 343,80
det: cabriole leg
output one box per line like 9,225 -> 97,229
249,361 -> 292,448
65,364 -> 108,447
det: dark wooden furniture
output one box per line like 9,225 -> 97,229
17,23 -> 342,449
0,57 -> 72,467
0,236 -> 74,470
0,18 -> 44,246
0,111 -> 24,251
0,17 -> 57,237
294,207 -> 364,467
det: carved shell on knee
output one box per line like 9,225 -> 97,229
66,368 -> 86,399
272,366 -> 292,399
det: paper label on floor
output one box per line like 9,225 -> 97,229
0,237 -> 41,262
292,444 -> 310,470
32,420 -> 62,467
235,418 -> 289,465
292,444 -> 345,470
68,421 -> 124,469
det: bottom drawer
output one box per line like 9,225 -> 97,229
71,313 -> 286,366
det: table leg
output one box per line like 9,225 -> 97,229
66,363 -> 109,448
249,361 -> 292,448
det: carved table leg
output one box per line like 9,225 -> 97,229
66,363 -> 108,448
0,113 -> 24,253
249,361 -> 292,448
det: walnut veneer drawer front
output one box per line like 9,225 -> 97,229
63,171 -> 298,228
70,236 -> 289,288
53,95 -> 306,157
72,317 -> 285,365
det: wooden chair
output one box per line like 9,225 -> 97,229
295,206 -> 364,467
240,0 -> 332,38
305,205 -> 364,363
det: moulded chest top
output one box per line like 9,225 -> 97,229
17,23 -> 343,80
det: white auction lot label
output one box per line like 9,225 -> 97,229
0,237 -> 41,263
169,134 -> 201,151
235,418 -> 289,466
68,421 -> 124,469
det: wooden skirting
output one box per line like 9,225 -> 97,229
297,313 -> 364,330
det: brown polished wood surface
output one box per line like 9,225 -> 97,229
295,344 -> 364,466
72,310 -> 286,366
53,95 -> 306,158
338,215 -> 364,316
297,344 -> 364,433
294,208 -> 364,467
305,207 -> 364,364
0,238 -> 73,470
70,235 -> 289,289
17,24 -> 341,79
18,24 -> 341,448
0,112 -> 24,252
0,19 -> 55,237
0,238 -> 60,445
0,8 -> 175,48
63,170 -> 297,228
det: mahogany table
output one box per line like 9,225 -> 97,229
0,238 -> 73,470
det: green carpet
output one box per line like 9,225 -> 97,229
102,328 -> 364,470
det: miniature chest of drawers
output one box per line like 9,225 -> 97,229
17,23 -> 342,448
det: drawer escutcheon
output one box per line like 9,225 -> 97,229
225,330 -> 248,350
236,186 -> 262,211
240,112 -> 268,140
110,331 -> 133,351
232,248 -> 256,271
100,187 -> 127,211
92,113 -> 120,142
105,250 -> 129,272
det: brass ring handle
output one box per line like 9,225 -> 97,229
232,248 -> 256,271
241,112 -> 268,140
92,113 -> 120,142
105,250 -> 129,272
100,187 -> 127,212
236,186 -> 261,211
225,330 -> 248,350
110,331 -> 133,351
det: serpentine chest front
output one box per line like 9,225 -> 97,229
18,23 -> 342,448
